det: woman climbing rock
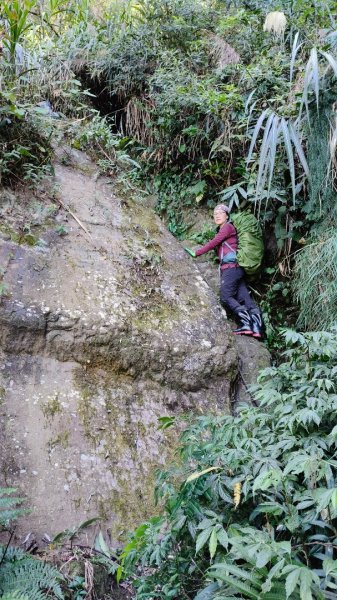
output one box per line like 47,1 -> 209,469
184,204 -> 263,338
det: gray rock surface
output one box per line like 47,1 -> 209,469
231,335 -> 271,410
0,151 -> 238,542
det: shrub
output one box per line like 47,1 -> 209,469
0,488 -> 64,599
0,80 -> 53,187
292,230 -> 337,331
121,329 -> 337,600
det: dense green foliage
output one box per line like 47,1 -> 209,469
0,489 -> 118,598
1,2 -> 337,593
1,0 -> 337,331
121,330 -> 337,599
292,230 -> 337,331
0,546 -> 64,600
0,488 -> 64,599
0,487 -> 27,527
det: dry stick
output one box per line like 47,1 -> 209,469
56,198 -> 93,240
97,143 -> 116,164
293,541 -> 337,548
84,559 -> 94,600
0,528 -> 15,569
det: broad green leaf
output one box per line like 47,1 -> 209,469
95,531 -> 111,557
299,568 -> 315,600
209,528 -> 217,559
193,582 -> 220,600
218,484 -> 233,504
250,502 -> 285,520
158,416 -> 175,430
256,547 -> 271,568
285,567 -> 301,598
196,527 -> 212,554
323,558 -> 337,577
77,516 -> 101,531
210,572 -> 259,599
172,514 -> 187,531
313,487 -> 337,511
211,562 -> 262,586
197,518 -> 214,530
216,527 -> 229,550
252,468 -> 282,492
264,558 -> 285,587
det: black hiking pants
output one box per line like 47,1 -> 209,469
220,266 -> 258,315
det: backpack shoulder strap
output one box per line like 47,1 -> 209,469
222,240 -> 235,252
220,223 -> 237,259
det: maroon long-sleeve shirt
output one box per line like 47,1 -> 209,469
195,223 -> 238,270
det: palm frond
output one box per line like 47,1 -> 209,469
247,112 -> 308,207
326,30 -> 337,48
247,109 -> 270,163
280,117 -> 296,204
301,48 -> 337,120
320,50 -> 337,78
288,122 -> 309,176
290,31 -> 302,83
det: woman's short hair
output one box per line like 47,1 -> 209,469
214,204 -> 230,214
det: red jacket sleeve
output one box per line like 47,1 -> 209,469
195,223 -> 236,256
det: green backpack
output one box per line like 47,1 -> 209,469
229,211 -> 264,276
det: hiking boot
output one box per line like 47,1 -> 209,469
250,311 -> 263,339
233,311 -> 253,336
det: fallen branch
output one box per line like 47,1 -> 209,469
56,198 -> 92,240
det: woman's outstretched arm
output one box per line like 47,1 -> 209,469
195,223 -> 236,256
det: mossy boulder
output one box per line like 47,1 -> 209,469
0,150 -> 237,543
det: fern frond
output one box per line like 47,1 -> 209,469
0,489 -> 18,496
0,547 -> 64,600
0,489 -> 28,528
1,593 -> 30,600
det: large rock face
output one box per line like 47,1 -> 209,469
0,150 -> 237,542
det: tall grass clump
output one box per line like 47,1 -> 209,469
292,230 -> 337,331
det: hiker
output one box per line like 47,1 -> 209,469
184,204 -> 263,338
